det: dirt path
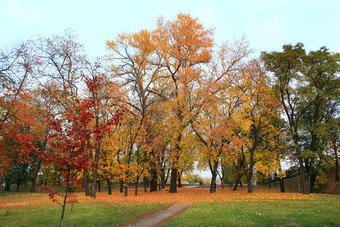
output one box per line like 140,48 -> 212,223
126,203 -> 191,227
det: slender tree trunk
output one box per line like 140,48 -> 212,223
169,168 -> 178,193
91,145 -> 101,198
217,170 -> 224,189
333,136 -> 339,182
160,169 -> 166,189
336,157 -> 339,182
143,177 -> 148,192
296,169 -> 301,192
106,176 -> 112,195
247,150 -> 255,193
135,177 -> 139,196
59,169 -> 70,227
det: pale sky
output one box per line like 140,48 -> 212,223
1,0 -> 339,178
1,0 -> 340,58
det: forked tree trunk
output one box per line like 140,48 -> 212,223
233,174 -> 243,191
210,161 -> 219,193
162,169 -> 170,189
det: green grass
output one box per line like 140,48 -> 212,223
165,198 -> 340,227
0,197 -> 169,226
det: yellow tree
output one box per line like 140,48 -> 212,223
237,60 -> 284,193
106,29 -> 164,192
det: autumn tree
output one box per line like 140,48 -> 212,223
0,41 -> 46,192
106,29 -> 164,193
191,37 -> 250,193
262,43 -> 340,193
153,14 -> 214,193
237,60 -> 284,193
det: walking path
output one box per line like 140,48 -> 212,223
127,203 -> 191,227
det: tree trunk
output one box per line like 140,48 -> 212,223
210,161 -> 218,193
91,169 -> 98,198
304,160 -> 312,194
150,167 -> 158,192
233,179 -> 239,191
160,168 -> 166,189
30,160 -> 41,193
217,170 -> 224,189
97,180 -> 101,192
233,174 -> 243,191
280,178 -> 285,193
59,169 -> 70,227
163,169 -> 170,189
4,181 -> 10,191
178,174 -> 182,188
30,177 -> 38,193
124,185 -> 128,197
120,180 -> 124,193
296,169 -> 301,192
143,177 -> 148,192
169,168 -> 177,193
247,150 -> 255,193
106,176 -> 112,195
335,147 -> 339,182
135,177 -> 139,196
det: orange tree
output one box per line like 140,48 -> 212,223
153,14 -> 214,193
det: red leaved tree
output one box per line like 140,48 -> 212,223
41,73 -> 121,226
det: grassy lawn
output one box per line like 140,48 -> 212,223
0,191 -> 170,226
165,197 -> 340,227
